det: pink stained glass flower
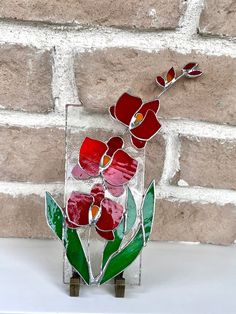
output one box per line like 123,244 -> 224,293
64,184 -> 124,241
72,136 -> 138,197
109,93 -> 161,149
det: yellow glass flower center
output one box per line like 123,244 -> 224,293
91,205 -> 100,218
102,154 -> 111,167
134,112 -> 143,125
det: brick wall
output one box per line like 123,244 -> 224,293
0,0 -> 235,245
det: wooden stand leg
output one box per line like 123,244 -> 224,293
70,272 -> 80,297
114,272 -> 125,298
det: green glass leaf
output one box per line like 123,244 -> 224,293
142,181 -> 156,242
45,192 -> 90,285
45,192 -> 63,240
100,226 -> 143,285
125,186 -> 137,233
101,187 -> 136,269
64,227 -> 90,285
101,219 -> 124,269
100,182 -> 156,285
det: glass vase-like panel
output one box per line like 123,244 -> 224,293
64,104 -> 145,285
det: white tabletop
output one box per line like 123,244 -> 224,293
0,238 -> 235,314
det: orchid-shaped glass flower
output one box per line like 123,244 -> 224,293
109,93 -> 161,149
72,136 -> 138,197
64,184 -> 124,241
109,63 -> 202,150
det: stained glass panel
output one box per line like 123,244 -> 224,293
64,104 -> 146,285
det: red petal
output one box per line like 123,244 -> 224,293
109,105 -> 116,119
138,100 -> 160,116
106,136 -> 124,157
167,67 -> 175,82
103,149 -> 138,186
71,164 -> 91,180
131,136 -> 147,149
62,208 -> 78,229
156,76 -> 165,87
65,218 -> 78,229
114,93 -> 142,126
67,192 -> 93,226
104,181 -> 125,197
79,137 -> 107,176
91,184 -> 105,206
183,62 -> 197,71
131,110 -> 161,141
187,70 -> 202,77
95,228 -> 114,241
96,198 -> 123,231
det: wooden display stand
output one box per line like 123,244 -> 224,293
114,272 -> 125,298
69,272 -> 80,297
69,272 -> 125,298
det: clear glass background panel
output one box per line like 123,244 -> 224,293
64,105 -> 145,285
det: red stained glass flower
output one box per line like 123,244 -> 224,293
64,184 -> 124,241
72,136 -> 138,197
109,93 -> 161,149
182,62 -> 203,77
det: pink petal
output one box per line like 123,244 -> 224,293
90,184 -> 105,206
105,181 -> 125,197
96,198 -> 123,231
62,208 -> 78,229
103,149 -> 138,186
79,137 -> 107,176
131,110 -> 161,141
114,93 -> 142,126
67,192 -> 93,226
71,164 -> 91,180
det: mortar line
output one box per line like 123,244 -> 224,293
0,181 -> 64,197
0,109 -> 236,140
156,185 -> 236,206
0,110 -> 65,128
161,119 -> 236,140
52,47 -> 79,115
159,134 -> 180,185
0,20 -> 235,57
51,46 -> 60,114
0,180 -> 235,206
178,0 -> 204,37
